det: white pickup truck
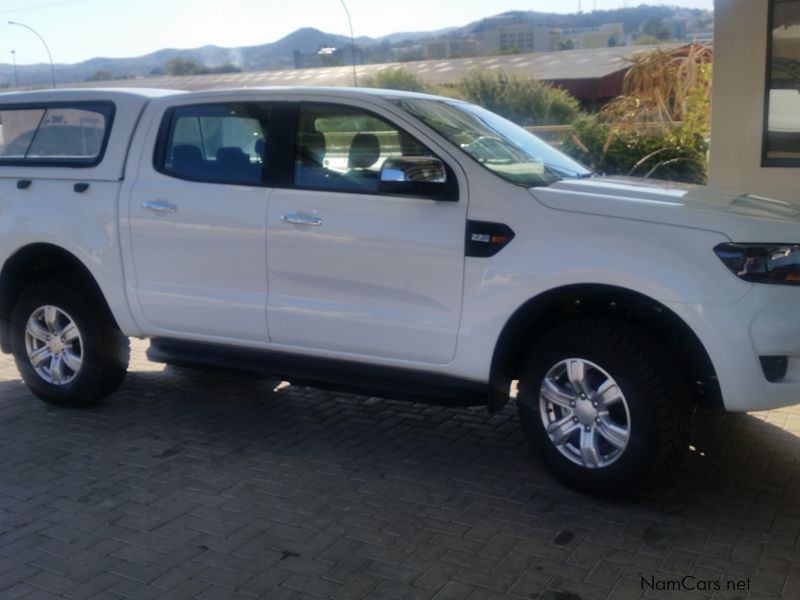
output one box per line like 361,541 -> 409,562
2,87 -> 800,494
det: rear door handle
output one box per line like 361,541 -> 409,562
281,213 -> 322,226
142,200 -> 177,213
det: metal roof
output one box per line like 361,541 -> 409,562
51,44 -> 682,92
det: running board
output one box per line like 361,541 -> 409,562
147,338 -> 488,407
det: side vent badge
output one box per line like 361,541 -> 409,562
466,221 -> 515,257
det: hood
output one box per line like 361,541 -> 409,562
531,176 -> 800,243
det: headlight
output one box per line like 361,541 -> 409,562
714,243 -> 800,285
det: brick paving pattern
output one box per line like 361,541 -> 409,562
1,339 -> 799,599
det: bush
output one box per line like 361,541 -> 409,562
361,68 -> 431,93
165,58 -> 206,76
87,70 -> 113,82
563,114 -> 707,184
164,58 -> 242,76
562,46 -> 712,184
457,69 -> 581,126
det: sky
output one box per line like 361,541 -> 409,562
0,0 -> 713,66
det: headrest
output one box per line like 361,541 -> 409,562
348,133 -> 381,169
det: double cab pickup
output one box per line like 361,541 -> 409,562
2,87 -> 800,494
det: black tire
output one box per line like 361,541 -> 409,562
517,317 -> 692,496
10,276 -> 130,407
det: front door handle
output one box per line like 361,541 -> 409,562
142,200 -> 178,213
281,213 -> 322,226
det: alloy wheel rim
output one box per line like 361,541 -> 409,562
24,305 -> 83,386
539,358 -> 631,469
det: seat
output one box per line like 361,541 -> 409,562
254,139 -> 266,162
216,146 -> 249,167
171,144 -> 205,179
216,146 -> 258,183
347,133 -> 381,176
296,130 -> 337,187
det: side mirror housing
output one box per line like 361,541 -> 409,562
378,156 -> 458,201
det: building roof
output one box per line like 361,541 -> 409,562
54,44 -> 683,93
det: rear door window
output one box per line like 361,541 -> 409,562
0,103 -> 113,166
158,103 -> 270,186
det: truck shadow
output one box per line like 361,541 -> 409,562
1,365 -> 799,569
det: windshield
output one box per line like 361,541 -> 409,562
396,98 -> 591,187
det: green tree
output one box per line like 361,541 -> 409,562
457,69 -> 581,126
87,70 -> 112,82
208,64 -> 242,74
639,17 -> 670,40
165,57 -> 208,76
362,67 -> 431,93
319,54 -> 342,67
397,48 -> 425,62
556,39 -> 575,51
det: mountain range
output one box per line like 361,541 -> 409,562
0,5 -> 711,87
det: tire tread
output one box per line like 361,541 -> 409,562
518,316 -> 692,495
10,275 -> 130,406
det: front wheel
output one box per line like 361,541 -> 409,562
10,277 -> 130,407
517,318 -> 692,495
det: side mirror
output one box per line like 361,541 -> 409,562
378,156 -> 457,201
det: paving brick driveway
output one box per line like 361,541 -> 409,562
1,339 -> 800,600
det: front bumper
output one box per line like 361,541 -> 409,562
667,286 -> 800,412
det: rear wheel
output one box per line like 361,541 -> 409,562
517,317 -> 692,495
10,277 -> 129,407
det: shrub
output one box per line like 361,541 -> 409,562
601,44 -> 712,137
563,114 -> 708,183
163,58 -> 241,76
164,58 -> 206,76
563,45 -> 712,184
361,68 -> 431,93
457,69 -> 581,126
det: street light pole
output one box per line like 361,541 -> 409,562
10,50 -> 19,87
338,0 -> 357,86
8,21 -> 56,88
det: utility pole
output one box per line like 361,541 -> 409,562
338,0 -> 357,86
11,50 -> 18,87
8,21 -> 55,88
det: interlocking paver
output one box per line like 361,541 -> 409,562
1,339 -> 800,599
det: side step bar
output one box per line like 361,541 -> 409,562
147,338 -> 488,407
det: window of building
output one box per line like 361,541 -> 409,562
764,0 -> 800,166
0,103 -> 113,166
159,103 -> 270,185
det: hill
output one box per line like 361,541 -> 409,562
0,4 -> 712,87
